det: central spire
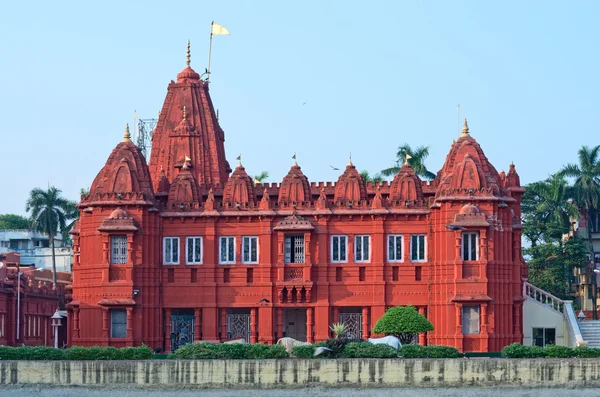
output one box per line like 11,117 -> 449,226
186,39 -> 191,67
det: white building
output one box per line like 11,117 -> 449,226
0,229 -> 72,272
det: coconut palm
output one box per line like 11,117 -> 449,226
360,170 -> 384,183
252,171 -> 269,184
25,186 -> 76,286
381,144 -> 436,180
560,145 -> 600,319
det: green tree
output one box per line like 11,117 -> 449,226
522,174 -> 578,245
0,214 -> 30,229
560,145 -> 600,319
252,171 -> 269,184
381,144 -> 436,180
25,186 -> 76,286
525,238 -> 588,300
360,170 -> 384,183
372,306 -> 433,344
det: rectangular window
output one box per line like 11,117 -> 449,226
223,268 -> 230,283
219,237 -> 236,264
246,268 -> 254,283
415,266 -> 422,281
191,268 -> 198,283
163,237 -> 180,265
355,235 -> 370,262
168,268 -> 174,283
110,309 -> 127,338
387,235 -> 403,262
186,237 -> 202,264
284,235 -> 305,264
336,267 -> 343,282
461,305 -> 480,335
242,236 -> 258,264
533,327 -> 556,347
359,266 -> 366,281
110,235 -> 128,264
411,234 -> 426,262
462,232 -> 479,261
392,266 -> 399,281
331,235 -> 348,263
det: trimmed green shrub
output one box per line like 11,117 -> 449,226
340,342 -> 398,358
372,306 -> 433,345
574,345 -> 600,358
501,343 -> 546,358
0,345 -> 152,360
292,342 -> 326,358
171,342 -> 289,360
425,345 -> 461,358
398,344 -> 428,358
544,345 -> 574,358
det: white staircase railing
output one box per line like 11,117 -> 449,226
523,281 -> 587,347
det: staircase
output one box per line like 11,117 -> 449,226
577,320 -> 600,348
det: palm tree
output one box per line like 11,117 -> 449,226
381,144 -> 436,180
360,170 -> 384,183
560,145 -> 600,319
252,171 -> 269,184
26,186 -> 76,287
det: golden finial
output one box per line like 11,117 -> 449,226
292,152 -> 297,166
186,40 -> 191,67
236,154 -> 242,166
123,123 -> 131,141
348,152 -> 353,166
404,153 -> 412,166
461,118 -> 469,137
182,106 -> 187,120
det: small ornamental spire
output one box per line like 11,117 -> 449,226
292,152 -> 297,166
348,152 -> 353,166
461,118 -> 469,137
236,154 -> 242,167
182,105 -> 187,120
123,123 -> 131,141
186,40 -> 191,67
404,153 -> 413,166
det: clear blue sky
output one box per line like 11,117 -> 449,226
1,1 -> 598,215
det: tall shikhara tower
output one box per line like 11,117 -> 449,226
148,41 -> 231,189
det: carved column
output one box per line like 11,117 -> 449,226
250,308 -> 257,344
276,308 -> 283,340
102,308 -> 108,340
74,307 -> 80,339
481,304 -> 488,334
220,309 -> 227,341
362,307 -> 369,340
194,309 -> 201,342
165,309 -> 172,352
418,306 -> 426,345
126,307 -> 133,342
306,307 -> 314,343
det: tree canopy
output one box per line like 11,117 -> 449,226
372,306 -> 433,344
0,214 -> 30,229
381,144 -> 436,180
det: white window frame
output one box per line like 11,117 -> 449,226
284,235 -> 305,264
387,234 -> 404,262
163,237 -> 180,265
331,235 -> 348,263
410,234 -> 427,262
354,235 -> 371,263
219,236 -> 236,264
462,232 -> 479,261
110,234 -> 128,264
186,236 -> 203,265
242,236 -> 259,264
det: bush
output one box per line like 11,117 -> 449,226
425,345 -> 461,358
544,345 -> 574,358
292,342 -> 326,358
574,345 -> 600,358
398,344 -> 428,358
340,342 -> 398,358
0,345 -> 152,360
501,343 -> 546,358
171,342 -> 289,360
372,306 -> 433,345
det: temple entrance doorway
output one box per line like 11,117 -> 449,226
284,308 -> 307,341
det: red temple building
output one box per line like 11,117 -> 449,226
69,46 -> 527,352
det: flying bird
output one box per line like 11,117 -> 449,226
302,102 -> 307,105
329,165 -> 340,171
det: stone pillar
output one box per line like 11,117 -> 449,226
258,306 -> 274,344
332,307 -> 340,337
102,308 -> 109,340
418,306 -> 426,345
220,309 -> 227,341
201,307 -> 219,342
306,307 -> 314,343
361,307 -> 369,340
250,308 -> 257,344
194,309 -> 201,342
74,308 -> 80,339
276,308 -> 283,340
314,306 -> 330,342
165,309 -> 172,352
126,307 -> 133,344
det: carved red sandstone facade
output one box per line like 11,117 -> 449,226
69,53 -> 526,352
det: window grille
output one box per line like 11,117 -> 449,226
411,235 -> 426,262
242,236 -> 258,263
186,237 -> 202,264
331,235 -> 347,262
284,235 -> 305,264
163,237 -> 180,264
387,235 -> 403,262
110,235 -> 128,264
355,235 -> 370,262
220,237 -> 235,264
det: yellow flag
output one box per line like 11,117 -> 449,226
211,22 -> 230,36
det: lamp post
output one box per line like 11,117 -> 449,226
51,310 -> 62,349
16,271 -> 23,343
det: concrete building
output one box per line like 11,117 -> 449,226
0,229 -> 72,272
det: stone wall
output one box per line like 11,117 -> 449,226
2,359 -> 600,388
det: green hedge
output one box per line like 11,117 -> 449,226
339,342 -> 398,358
397,344 -> 461,358
292,342 -> 326,358
501,343 -> 600,358
0,345 -> 152,360
171,342 -> 289,360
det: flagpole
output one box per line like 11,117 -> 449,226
207,21 -> 214,81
